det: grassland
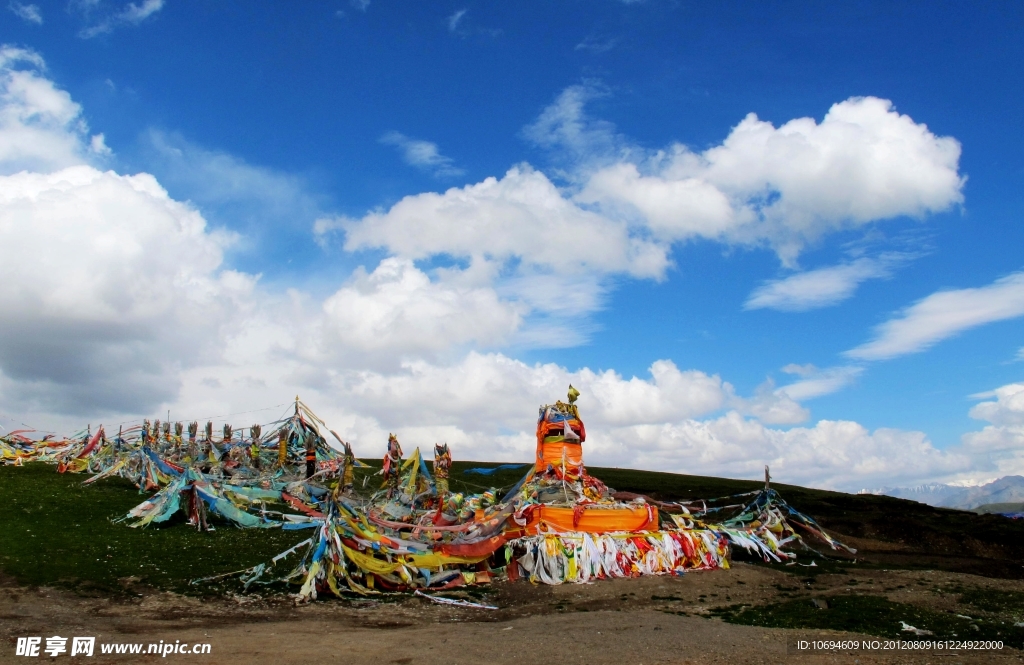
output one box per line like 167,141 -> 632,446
0,463 -> 303,595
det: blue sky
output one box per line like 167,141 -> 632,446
1,1 -> 1023,490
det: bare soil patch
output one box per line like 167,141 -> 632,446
3,563 -> 1023,664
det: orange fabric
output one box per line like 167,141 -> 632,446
438,534 -> 508,558
536,419 -> 585,444
535,441 -> 584,471
281,491 -> 325,517
523,504 -> 658,534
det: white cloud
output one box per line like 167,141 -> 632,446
380,131 -> 465,178
745,253 -> 910,311
576,96 -> 963,264
298,353 -> 956,490
0,165 -> 253,414
120,0 -> 162,22
350,0 -> 370,11
9,2 -> 42,24
522,82 -> 627,173
80,0 -> 164,38
315,165 -> 669,349
960,383 -> 1024,477
608,415 -> 967,491
0,52 -> 253,415
734,379 -> 810,425
776,365 -> 863,401
322,354 -> 733,441
962,424 -> 1024,459
89,132 -> 112,156
969,383 -> 1024,428
846,272 -> 1024,361
333,164 -> 671,280
585,360 -> 729,425
575,35 -> 618,54
0,47 -> 92,174
163,352 -> 738,469
318,258 -> 524,363
447,9 -> 467,32
781,363 -> 816,377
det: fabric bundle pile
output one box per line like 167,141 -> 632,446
3,390 -> 854,600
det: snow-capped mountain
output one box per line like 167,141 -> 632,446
861,476 -> 1024,510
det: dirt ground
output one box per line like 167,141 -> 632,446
2,563 -> 1022,665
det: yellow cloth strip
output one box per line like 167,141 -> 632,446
342,544 -> 404,575
343,543 -> 487,573
407,552 -> 489,568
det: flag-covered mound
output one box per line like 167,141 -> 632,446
2,390 -> 853,601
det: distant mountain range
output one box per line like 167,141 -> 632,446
862,475 -> 1024,511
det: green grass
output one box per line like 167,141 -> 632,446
712,595 -> 1024,648
959,588 -> 1024,619
0,463 -> 308,595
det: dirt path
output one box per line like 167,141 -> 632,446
3,564 -> 1022,664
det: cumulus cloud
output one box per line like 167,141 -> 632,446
380,131 -> 465,178
961,383 -> 1024,476
733,380 -> 810,425
332,354 -> 729,431
745,253 -> 912,311
607,415 -> 967,491
969,383 -> 1024,428
0,46 -> 254,415
80,0 -> 164,38
846,272 -> 1024,361
332,164 -> 670,280
9,2 -> 42,24
318,258 -> 524,363
0,166 -> 253,414
315,165 -> 668,348
0,47 -> 99,174
575,96 -> 963,264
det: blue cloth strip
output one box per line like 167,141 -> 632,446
464,464 -> 527,475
